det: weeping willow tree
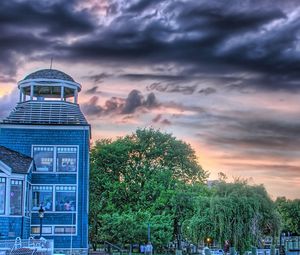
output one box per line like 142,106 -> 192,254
184,180 -> 281,253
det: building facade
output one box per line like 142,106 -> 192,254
0,69 -> 90,253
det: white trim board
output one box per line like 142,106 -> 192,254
0,160 -> 12,175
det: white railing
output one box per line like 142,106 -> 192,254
0,238 -> 54,255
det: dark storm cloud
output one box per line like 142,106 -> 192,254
161,118 -> 171,125
122,90 -> 143,114
163,101 -> 207,114
0,31 -> 50,77
0,0 -> 299,91
147,82 -> 198,95
194,111 -> 300,161
145,92 -> 158,108
198,87 -> 217,95
168,84 -> 198,95
126,0 -> 162,13
120,73 -> 188,81
81,96 -> 104,116
0,0 -> 95,36
81,90 -> 159,117
55,0 -> 300,91
175,2 -> 285,33
152,114 -> 162,123
83,73 -> 112,84
0,0 -> 95,77
85,86 -> 102,95
151,114 -> 172,125
122,90 -> 158,114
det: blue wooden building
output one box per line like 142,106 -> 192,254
0,69 -> 90,253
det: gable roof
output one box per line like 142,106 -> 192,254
0,146 -> 33,174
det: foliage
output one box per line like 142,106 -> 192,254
185,180 -> 281,253
89,128 -> 207,249
94,211 -> 173,246
275,197 -> 300,235
89,128 -> 282,254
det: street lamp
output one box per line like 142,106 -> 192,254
177,223 -> 182,251
147,223 -> 151,243
38,205 -> 45,238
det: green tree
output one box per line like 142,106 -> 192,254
276,197 -> 300,235
89,129 -> 207,249
185,180 -> 280,253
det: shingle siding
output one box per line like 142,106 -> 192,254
0,125 -> 90,249
0,217 -> 29,239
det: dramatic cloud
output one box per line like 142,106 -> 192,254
81,96 -> 104,116
122,90 -> 143,114
1,0 -> 299,92
161,118 -> 172,125
151,114 -> 172,125
147,83 -> 198,95
54,0 -> 299,91
1,0 -> 300,198
198,87 -> 217,95
83,73 -> 112,84
204,117 -> 300,152
85,86 -> 102,95
0,0 -> 96,76
81,90 -> 158,117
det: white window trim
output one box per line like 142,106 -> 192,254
30,225 -> 53,235
31,184 -> 78,214
0,161 -> 11,175
0,177 -> 6,215
31,145 -> 79,236
30,224 -> 77,236
0,173 -> 28,216
31,145 -> 79,174
10,179 -> 24,216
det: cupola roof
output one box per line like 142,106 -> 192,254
24,69 -> 75,82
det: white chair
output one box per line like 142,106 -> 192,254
14,237 -> 22,249
28,237 -> 35,248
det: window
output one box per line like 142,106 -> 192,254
54,226 -> 76,234
0,178 -> 5,214
31,226 -> 52,235
32,145 -> 78,173
57,147 -> 77,172
33,146 -> 54,172
10,180 -> 23,215
55,186 -> 76,212
32,186 -> 53,211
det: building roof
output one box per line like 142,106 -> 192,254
0,146 -> 33,174
2,101 -> 88,125
24,69 -> 75,82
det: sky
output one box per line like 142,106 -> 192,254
0,0 -> 299,199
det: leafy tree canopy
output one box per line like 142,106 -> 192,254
276,197 -> 300,235
89,129 -> 281,253
185,180 -> 281,253
89,128 -> 207,249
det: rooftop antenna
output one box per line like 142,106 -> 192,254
50,57 -> 53,69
